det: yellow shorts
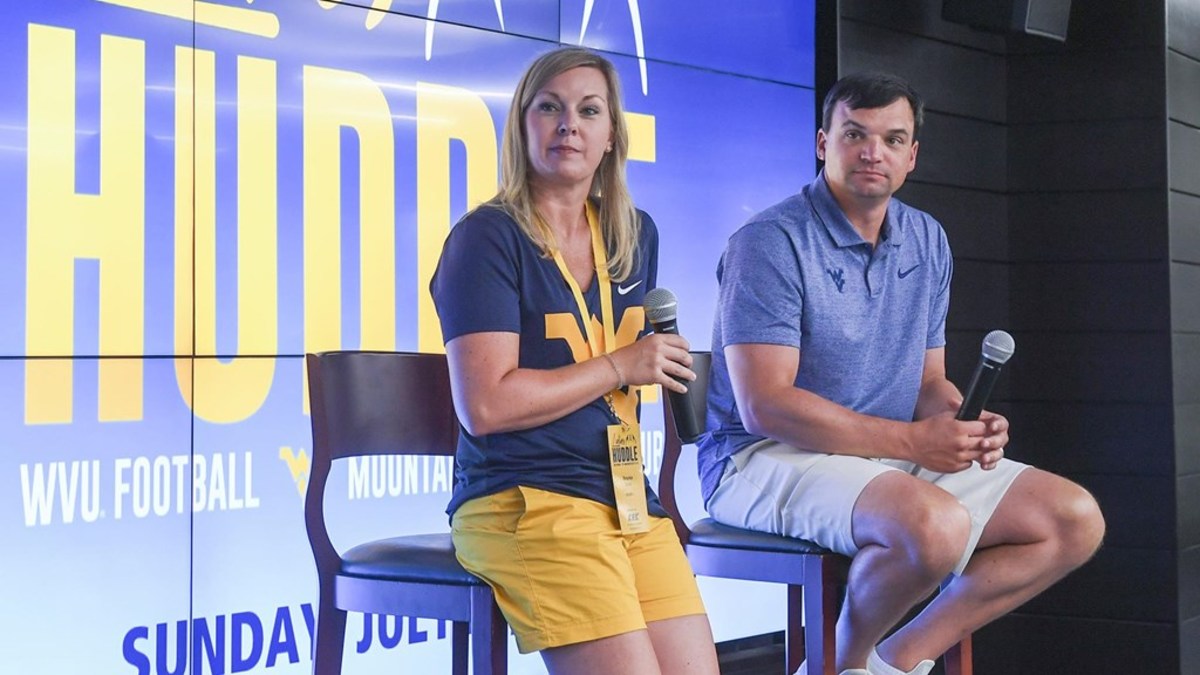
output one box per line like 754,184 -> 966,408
450,485 -> 707,653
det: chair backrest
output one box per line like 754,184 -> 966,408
305,351 -> 459,573
307,351 -> 458,461
657,351 -> 712,545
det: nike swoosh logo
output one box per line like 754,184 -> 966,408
898,264 -> 921,279
617,280 -> 643,295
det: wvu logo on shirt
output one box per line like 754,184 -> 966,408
545,307 -> 646,420
826,268 -> 846,293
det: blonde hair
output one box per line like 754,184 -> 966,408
492,46 -> 641,281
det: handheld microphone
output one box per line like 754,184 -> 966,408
956,330 -> 1016,421
643,288 -> 703,442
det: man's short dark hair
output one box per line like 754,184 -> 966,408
821,72 -> 925,139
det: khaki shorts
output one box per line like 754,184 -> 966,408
707,439 -> 1029,575
451,486 -> 707,653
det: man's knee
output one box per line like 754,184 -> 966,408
1053,483 -> 1105,567
880,492 -> 971,580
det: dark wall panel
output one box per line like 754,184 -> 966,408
1182,546 -> 1200,620
1168,50 -> 1200,127
1010,190 -> 1167,263
1178,403 -> 1200,475
1009,262 -> 1169,332
1009,119 -> 1166,193
1009,49 -> 1164,123
899,182 -> 1007,261
1171,262 -> 1200,332
1168,0 -> 1200,56
1020,547 -> 1175,622
841,0 -> 1006,53
1172,191 -> 1200,264
975,614 -> 1176,675
1179,473 -> 1200,549
948,260 -> 1008,330
1184,613 -> 1200,675
1007,401 -> 1173,476
1169,120 -> 1200,196
1009,332 -> 1173,403
1174,333 -> 1200,404
1079,474 -> 1175,550
913,113 -> 1006,191
839,21 -> 1006,123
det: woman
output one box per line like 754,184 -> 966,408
430,47 -> 720,674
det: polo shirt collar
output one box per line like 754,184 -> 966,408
811,170 -> 904,249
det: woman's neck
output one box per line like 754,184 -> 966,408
532,182 -> 592,245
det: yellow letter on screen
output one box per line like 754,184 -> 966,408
301,66 -> 396,411
415,82 -> 497,353
25,26 -> 145,424
625,112 -> 656,163
173,50 -> 279,423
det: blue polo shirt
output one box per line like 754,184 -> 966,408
696,172 -> 953,503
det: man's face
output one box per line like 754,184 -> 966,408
817,99 -> 919,206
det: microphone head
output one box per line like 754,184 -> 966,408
982,330 -> 1015,364
644,287 -> 678,325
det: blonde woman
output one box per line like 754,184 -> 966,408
431,47 -> 719,674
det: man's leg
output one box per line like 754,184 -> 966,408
837,472 -> 974,671
876,468 -> 1105,671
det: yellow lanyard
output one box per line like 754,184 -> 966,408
549,203 -> 617,377
549,203 -> 648,533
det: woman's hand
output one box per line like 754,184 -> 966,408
609,333 -> 695,394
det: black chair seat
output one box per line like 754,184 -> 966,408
341,533 -> 485,586
688,518 -> 835,555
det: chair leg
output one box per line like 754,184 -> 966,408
938,577 -> 973,675
943,634 -> 973,675
470,586 -> 508,675
451,621 -> 469,675
803,555 -> 842,675
311,603 -> 347,675
786,584 -> 805,674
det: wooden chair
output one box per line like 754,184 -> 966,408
656,352 -> 972,675
305,351 -> 507,675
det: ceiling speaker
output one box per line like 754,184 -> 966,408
942,0 -> 1071,42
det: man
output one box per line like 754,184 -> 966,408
696,72 -> 1105,675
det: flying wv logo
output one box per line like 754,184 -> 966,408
826,268 -> 845,293
279,447 -> 311,498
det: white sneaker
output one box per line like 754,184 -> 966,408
867,648 -> 934,675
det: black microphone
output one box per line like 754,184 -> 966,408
644,288 -> 702,442
956,330 -> 1016,421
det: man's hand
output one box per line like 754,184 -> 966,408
905,411 -> 988,473
975,410 -> 1009,470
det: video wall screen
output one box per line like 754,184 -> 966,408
1,1 -> 817,672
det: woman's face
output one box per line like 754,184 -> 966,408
524,66 -> 614,190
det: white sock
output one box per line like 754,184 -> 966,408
867,648 -> 935,675
793,662 -> 871,675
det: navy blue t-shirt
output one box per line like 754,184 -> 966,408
430,203 -> 667,518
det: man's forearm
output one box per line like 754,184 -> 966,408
914,377 -> 961,421
743,385 -> 915,462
